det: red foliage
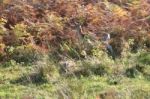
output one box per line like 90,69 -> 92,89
0,0 -> 149,58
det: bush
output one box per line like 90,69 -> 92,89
11,56 -> 60,84
138,52 -> 150,65
11,67 -> 47,85
125,66 -> 140,78
10,45 -> 41,64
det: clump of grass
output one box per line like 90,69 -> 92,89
10,68 -> 47,85
138,52 -> 150,65
0,59 -> 18,68
10,45 -> 42,65
131,89 -> 150,99
107,75 -> 123,85
125,66 -> 141,78
11,55 -> 60,85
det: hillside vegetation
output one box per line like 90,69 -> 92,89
0,0 -> 150,99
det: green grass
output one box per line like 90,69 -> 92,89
139,52 -> 150,65
0,64 -> 149,99
0,51 -> 149,99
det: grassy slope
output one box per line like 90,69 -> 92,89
0,0 -> 150,98
0,63 -> 149,99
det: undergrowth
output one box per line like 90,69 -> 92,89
0,0 -> 150,99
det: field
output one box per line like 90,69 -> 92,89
0,0 -> 150,99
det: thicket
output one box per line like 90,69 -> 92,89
0,0 -> 150,62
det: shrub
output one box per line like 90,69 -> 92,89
125,66 -> 141,78
138,52 -> 150,65
11,67 -> 47,85
11,55 -> 60,84
1,59 -> 17,68
10,45 -> 41,64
